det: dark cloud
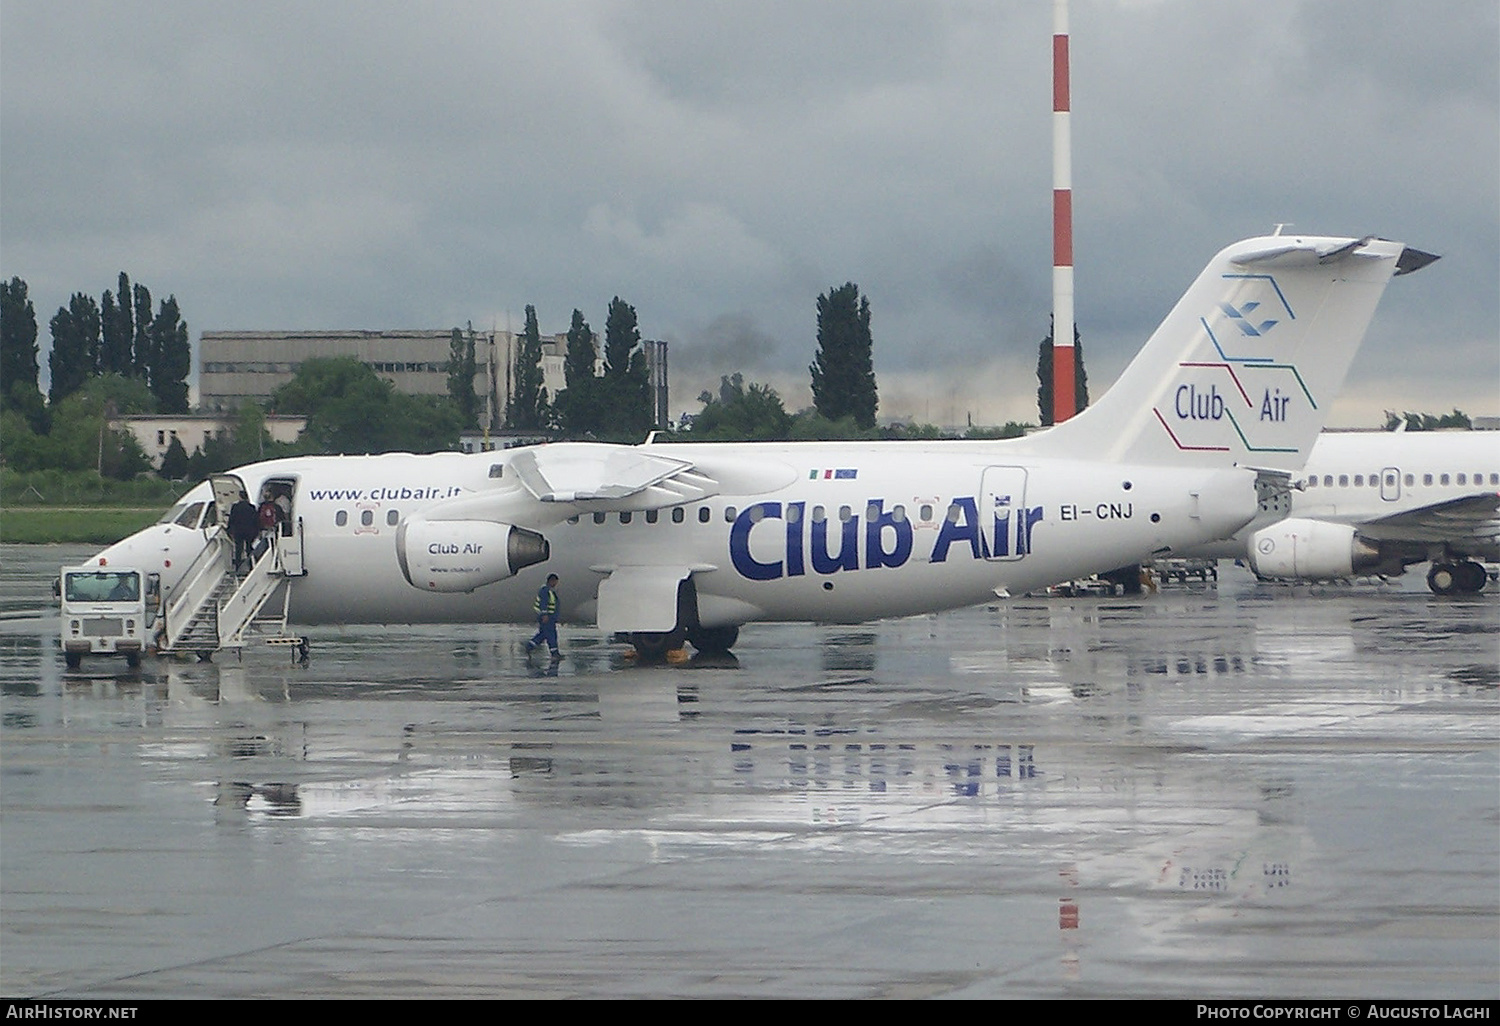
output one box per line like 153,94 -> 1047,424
2,0 -> 1494,426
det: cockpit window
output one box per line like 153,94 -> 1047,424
175,501 -> 206,528
158,502 -> 189,525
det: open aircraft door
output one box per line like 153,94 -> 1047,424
981,467 -> 1034,561
208,474 -> 247,536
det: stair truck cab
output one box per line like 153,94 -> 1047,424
57,566 -> 159,670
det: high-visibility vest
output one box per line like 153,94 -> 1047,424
533,585 -> 558,616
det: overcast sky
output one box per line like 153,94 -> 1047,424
3,0 -> 1496,427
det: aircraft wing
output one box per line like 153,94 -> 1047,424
1357,492 -> 1500,547
508,444 -> 709,504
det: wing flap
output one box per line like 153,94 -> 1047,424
1358,492 -> 1500,545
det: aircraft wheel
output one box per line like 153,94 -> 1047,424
1458,560 -> 1488,594
1426,563 -> 1460,595
630,630 -> 686,660
196,650 -> 215,663
125,652 -> 142,669
64,652 -> 82,671
687,624 -> 739,654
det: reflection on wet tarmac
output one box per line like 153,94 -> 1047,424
1,543 -> 1496,998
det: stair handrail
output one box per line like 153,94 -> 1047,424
163,532 -> 233,649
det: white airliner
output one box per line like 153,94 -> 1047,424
85,233 -> 1434,656
1190,429 -> 1499,593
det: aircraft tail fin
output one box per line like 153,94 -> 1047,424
1026,234 -> 1435,471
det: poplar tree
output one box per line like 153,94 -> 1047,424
446,322 -> 480,426
1,277 -> 45,428
809,282 -> 878,429
555,309 -> 598,436
601,295 -> 652,439
507,304 -> 548,430
48,293 -> 100,403
149,295 -> 191,413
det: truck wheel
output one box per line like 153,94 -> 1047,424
125,652 -> 142,669
64,652 -> 82,671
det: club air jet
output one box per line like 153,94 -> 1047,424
1187,428 -> 1499,593
85,232 -> 1434,658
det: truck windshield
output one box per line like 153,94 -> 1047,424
64,571 -> 141,603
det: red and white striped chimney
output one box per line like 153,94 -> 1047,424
1052,0 -> 1076,422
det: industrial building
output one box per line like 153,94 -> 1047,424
199,329 -> 670,431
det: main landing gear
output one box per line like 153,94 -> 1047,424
626,624 -> 741,661
1426,560 -> 1488,595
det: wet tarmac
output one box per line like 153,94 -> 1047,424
2,543 -> 1496,999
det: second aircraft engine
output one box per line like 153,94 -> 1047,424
1246,517 -> 1381,581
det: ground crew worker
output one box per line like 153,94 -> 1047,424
525,573 -> 562,659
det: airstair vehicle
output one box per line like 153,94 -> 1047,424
156,473 -> 309,661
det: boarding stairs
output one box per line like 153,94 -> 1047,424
158,522 -> 306,658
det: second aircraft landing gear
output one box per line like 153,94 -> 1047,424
1427,560 -> 1488,595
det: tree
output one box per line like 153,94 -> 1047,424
690,373 -> 792,441
446,322 -> 480,427
600,296 -> 652,439
159,434 -> 191,480
1,277 -> 46,432
271,356 -> 466,454
48,293 -> 101,404
149,295 -> 191,413
100,273 -> 134,376
507,304 -> 548,430
809,282 -> 878,430
131,282 -> 153,382
1036,318 -> 1089,426
554,309 -> 599,436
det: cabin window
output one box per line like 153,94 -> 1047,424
645,510 -> 658,524
1440,474 -> 1450,486
865,502 -> 881,521
567,515 -> 579,525
1491,474 -> 1499,486
488,464 -> 504,478
386,510 -> 399,526
361,510 -> 374,527
1384,473 -> 1397,488
946,503 -> 963,523
672,507 -> 685,524
920,504 -> 934,521
785,504 -> 802,523
1323,475 -> 1333,487
891,504 -> 907,522
1306,477 -> 1318,488
811,505 -> 827,523
1338,475 -> 1349,487
1353,475 -> 1363,487
593,512 -> 606,525
724,506 -> 736,522
336,510 -> 348,527
1405,474 -> 1414,486
698,507 -> 710,524
1457,473 -> 1467,485
1423,474 -> 1433,485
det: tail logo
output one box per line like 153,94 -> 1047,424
1156,272 -> 1313,455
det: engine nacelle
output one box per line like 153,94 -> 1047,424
1246,517 -> 1381,581
396,518 -> 550,593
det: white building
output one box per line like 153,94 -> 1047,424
111,413 -> 307,470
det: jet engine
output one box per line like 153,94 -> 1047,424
396,518 -> 550,592
1246,517 -> 1382,581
